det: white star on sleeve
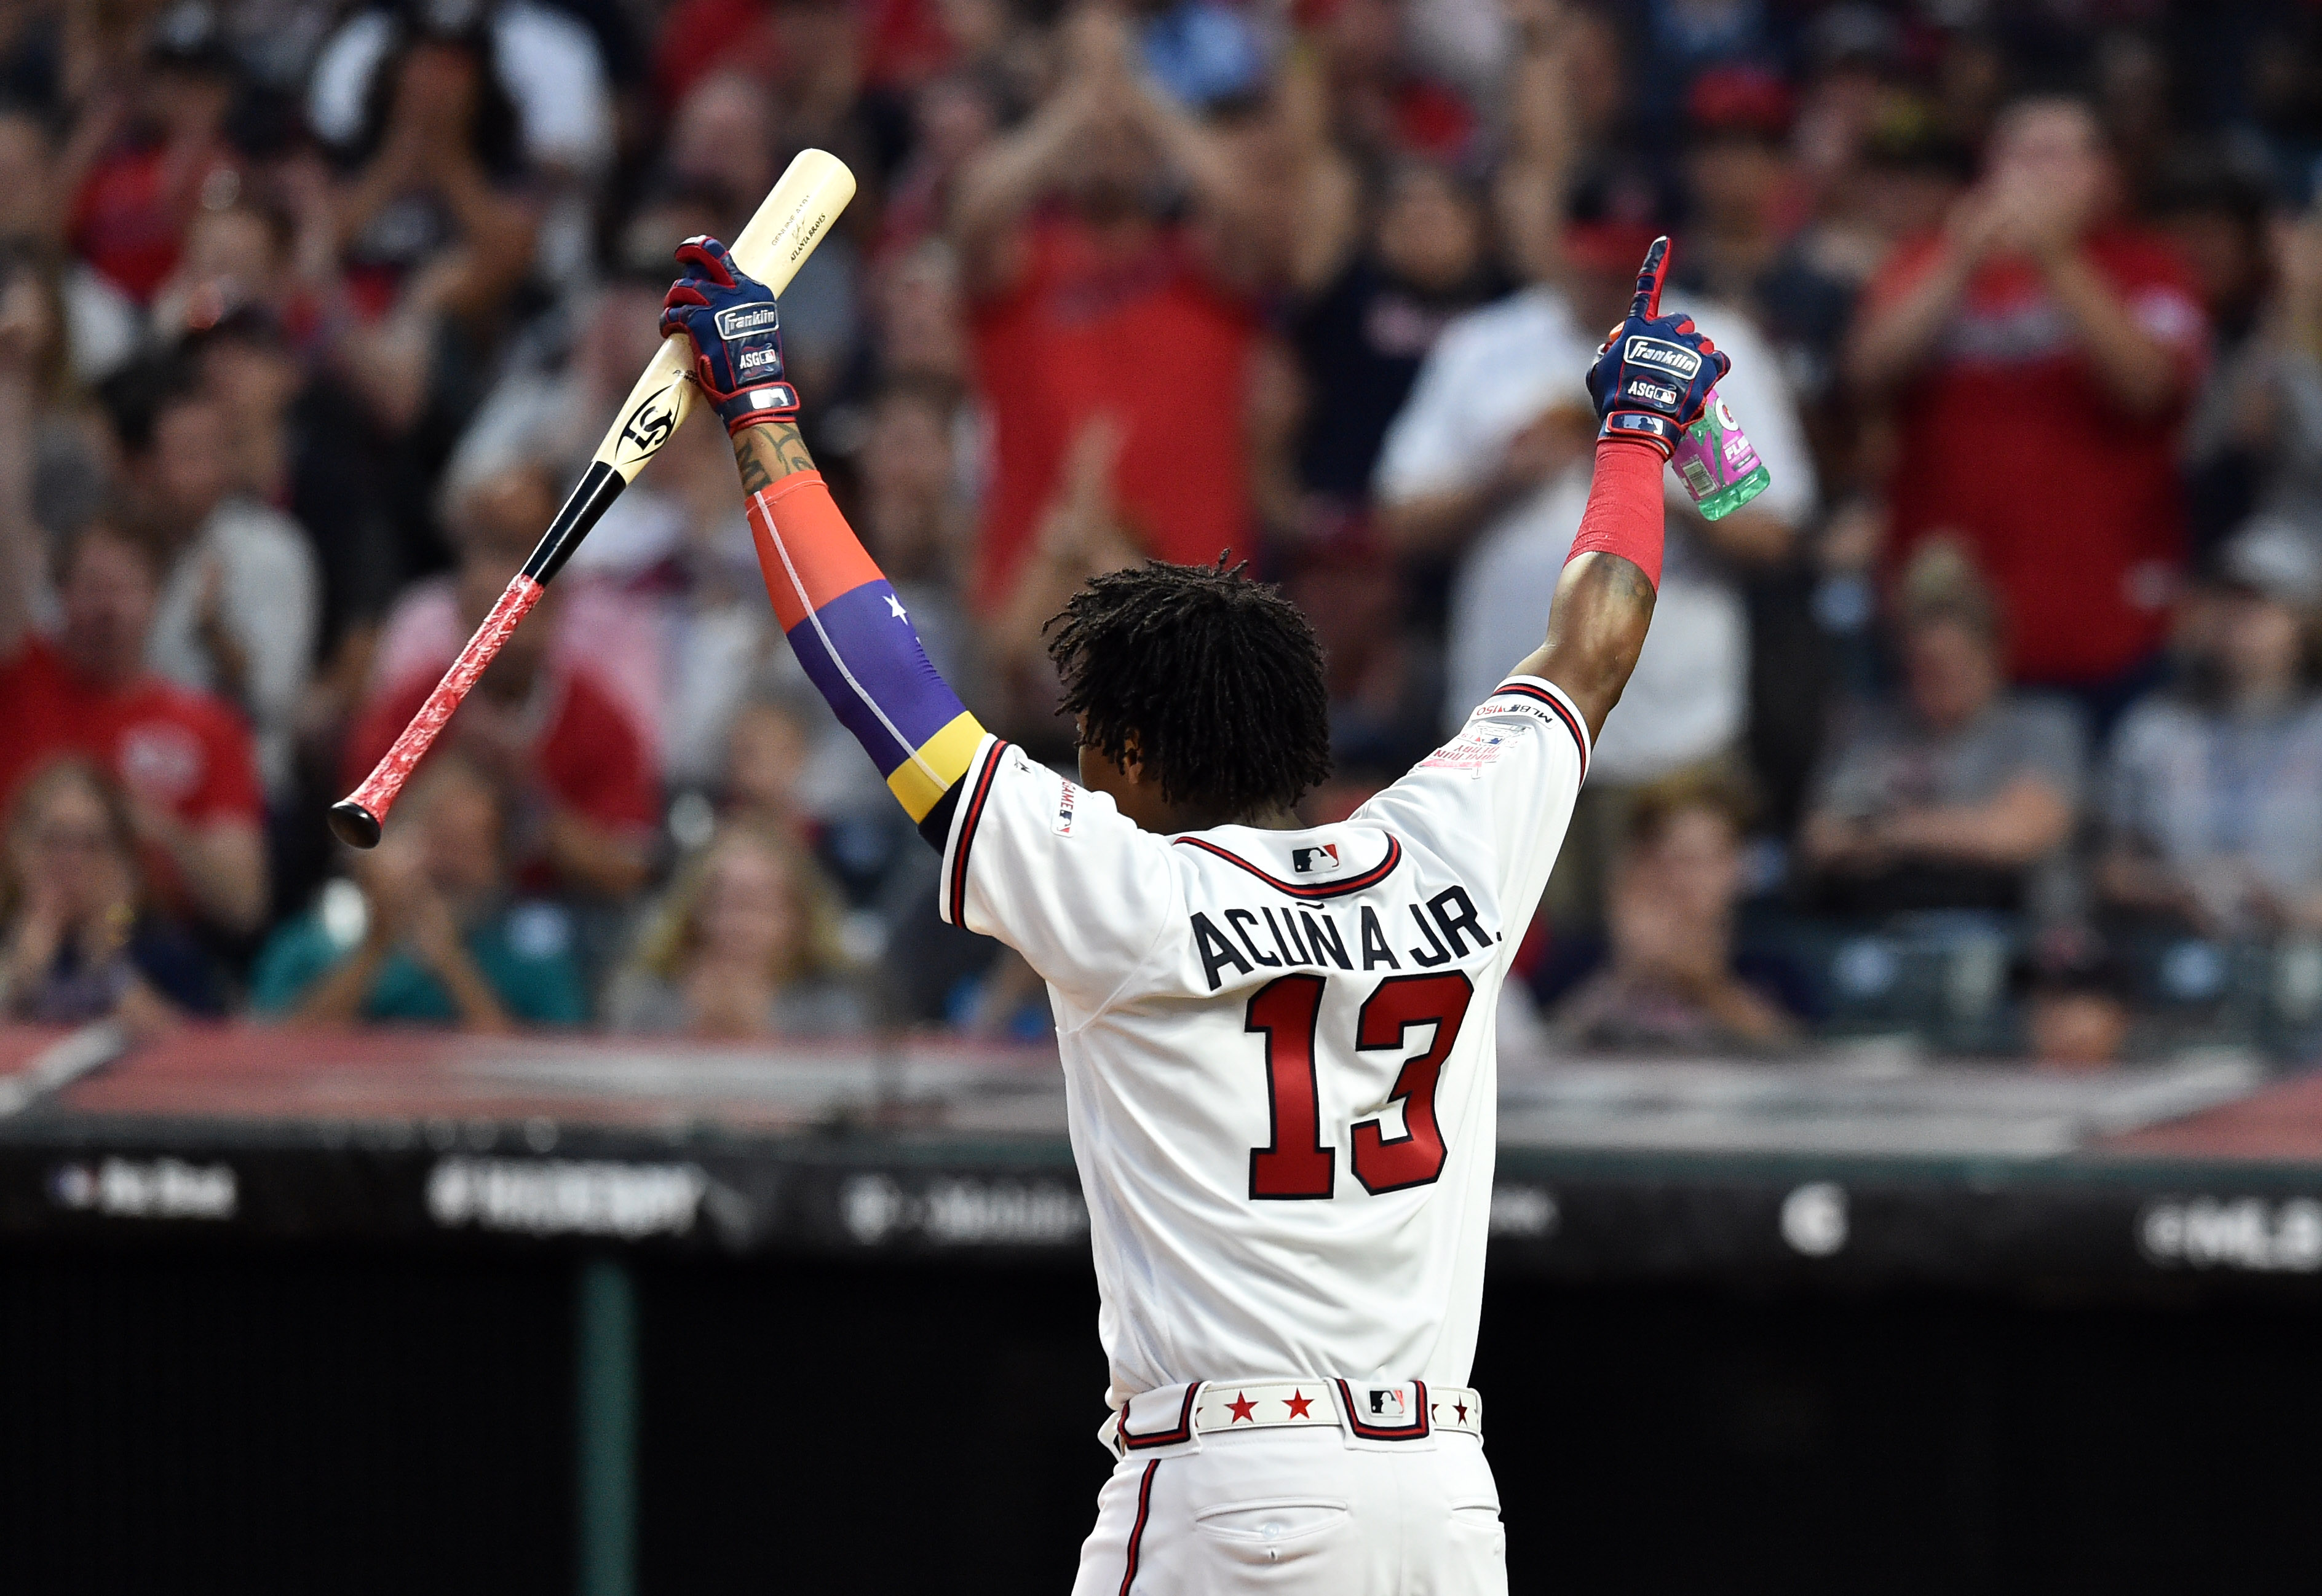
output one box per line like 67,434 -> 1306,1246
887,594 -> 909,620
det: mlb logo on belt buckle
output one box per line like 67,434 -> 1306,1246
1291,843 -> 1341,874
1336,1378 -> 1430,1440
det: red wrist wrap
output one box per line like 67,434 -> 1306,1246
1564,439 -> 1666,590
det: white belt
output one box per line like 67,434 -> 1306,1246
1101,1378 -> 1481,1455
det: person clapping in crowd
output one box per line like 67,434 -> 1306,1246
252,755 -> 584,1029
1847,96 -> 2206,729
951,1 -> 1267,615
0,759 -> 223,1030
607,822 -> 864,1040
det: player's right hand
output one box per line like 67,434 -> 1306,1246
1585,237 -> 1729,459
659,235 -> 801,435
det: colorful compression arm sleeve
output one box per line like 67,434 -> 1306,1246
745,470 -> 986,850
1563,439 -> 1666,590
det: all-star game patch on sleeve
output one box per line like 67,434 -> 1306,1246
745,469 -> 985,843
938,736 -> 1180,1017
1353,674 -> 1590,944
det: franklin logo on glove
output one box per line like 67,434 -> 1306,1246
1623,338 -> 1702,379
715,305 -> 780,336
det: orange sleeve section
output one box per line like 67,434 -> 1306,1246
745,470 -> 883,631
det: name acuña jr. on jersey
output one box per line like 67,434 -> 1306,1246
1186,883 -> 1493,993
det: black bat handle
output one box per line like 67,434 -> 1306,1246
522,461 -> 630,586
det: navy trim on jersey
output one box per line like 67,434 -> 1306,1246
1488,679 -> 1591,785
942,737 -> 1008,926
1172,834 -> 1405,899
1334,1378 -> 1433,1441
1118,1460 -> 1159,1594
1119,1382 -> 1202,1451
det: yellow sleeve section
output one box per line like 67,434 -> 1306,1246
885,709 -> 988,821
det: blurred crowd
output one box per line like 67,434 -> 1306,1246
4,0 -> 2322,1069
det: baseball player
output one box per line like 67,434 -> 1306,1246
660,233 -> 1722,1591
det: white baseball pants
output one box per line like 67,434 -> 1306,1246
1070,1424 -> 1507,1595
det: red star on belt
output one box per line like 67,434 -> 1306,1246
1454,1399 -> 1470,1423
1285,1389 -> 1314,1419
1227,1391 -> 1256,1423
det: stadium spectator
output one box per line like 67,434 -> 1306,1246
1278,33 -> 1506,511
1799,545 -> 2084,921
1544,775 -> 1807,1053
1848,95 -> 2208,726
62,2 -> 242,308
308,0 -> 614,181
983,413 -> 1139,755
1305,0 -> 1480,168
315,4 -> 540,436
1,759 -> 224,1029
952,0 -> 1264,613
2183,188 -> 2322,561
252,755 -> 585,1029
0,105 -> 140,389
343,529 -> 656,903
719,695 -> 817,846
2098,520 -> 2322,939
104,352 -> 320,804
1285,519 -> 1444,805
1674,65 -> 1856,416
0,513 -> 267,941
180,254 -> 405,674
607,822 -> 865,1038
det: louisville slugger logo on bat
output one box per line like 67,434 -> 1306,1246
616,381 -> 685,464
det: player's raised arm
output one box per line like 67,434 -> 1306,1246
1512,237 -> 1729,740
660,237 -> 986,849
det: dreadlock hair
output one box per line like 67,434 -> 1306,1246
1047,557 -> 1333,822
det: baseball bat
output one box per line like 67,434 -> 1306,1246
328,149 -> 857,849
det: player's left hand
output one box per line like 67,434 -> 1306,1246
659,235 -> 801,435
1585,237 -> 1729,459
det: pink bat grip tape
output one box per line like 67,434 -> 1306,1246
328,575 -> 545,848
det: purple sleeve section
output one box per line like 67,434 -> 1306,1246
782,578 -> 968,778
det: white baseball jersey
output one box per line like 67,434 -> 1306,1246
938,674 -> 1589,1402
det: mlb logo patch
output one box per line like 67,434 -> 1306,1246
1053,781 -> 1078,837
1291,843 -> 1341,874
1367,1386 -> 1408,1418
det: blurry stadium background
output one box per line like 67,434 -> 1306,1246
6,0 -> 2322,1589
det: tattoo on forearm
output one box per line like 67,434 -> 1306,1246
737,442 -> 772,493
772,424 -> 814,476
735,422 -> 815,494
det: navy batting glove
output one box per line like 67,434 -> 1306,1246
1585,237 -> 1729,459
659,235 -> 801,435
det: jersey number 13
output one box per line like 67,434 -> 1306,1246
1243,971 -> 1474,1200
